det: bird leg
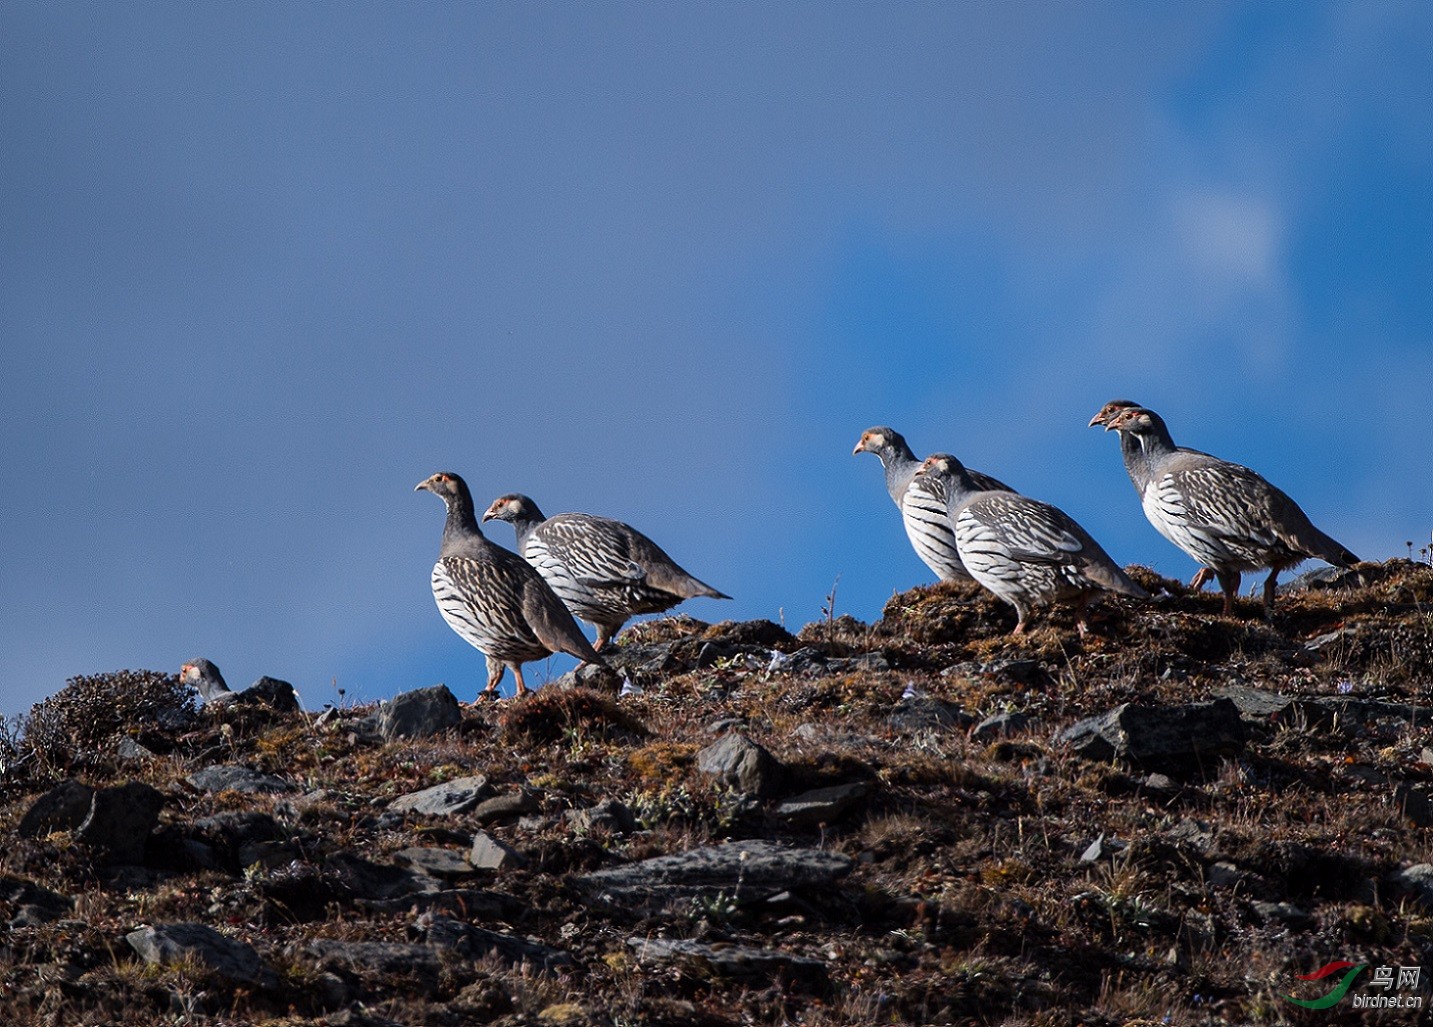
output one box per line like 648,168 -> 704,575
477,659 -> 507,700
1215,570 -> 1242,616
1262,570 -> 1281,618
511,666 -> 531,697
1189,567 -> 1214,591
1073,594 -> 1094,637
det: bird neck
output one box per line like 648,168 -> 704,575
509,510 -> 545,552
938,469 -> 979,515
440,496 -> 487,557
879,441 -> 921,504
1132,418 -> 1178,460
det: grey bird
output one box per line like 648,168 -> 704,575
482,493 -> 730,650
853,426 -> 1015,582
1100,406 -> 1358,614
416,473 -> 603,698
179,658 -> 234,704
179,659 -> 302,712
1088,400 -> 1213,498
915,454 -> 1147,635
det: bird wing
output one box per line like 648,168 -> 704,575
520,572 -> 603,663
540,514 -> 727,599
964,493 -> 1146,597
966,493 -> 1088,565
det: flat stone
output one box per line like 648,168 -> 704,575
419,914 -> 571,969
469,831 -> 526,870
472,789 -> 541,825
971,711 -> 1033,742
773,781 -> 874,827
1056,699 -> 1246,770
187,765 -> 294,794
379,685 -> 462,741
393,847 -> 474,878
627,937 -> 826,980
580,839 -> 852,904
127,923 -> 273,986
18,780 -> 96,838
389,776 -> 493,816
306,939 -> 441,985
327,852 -> 444,902
78,782 -> 164,864
696,734 -> 784,798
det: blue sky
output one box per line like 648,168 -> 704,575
2,2 -> 1429,713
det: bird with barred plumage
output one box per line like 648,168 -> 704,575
915,453 -> 1147,635
416,472 -> 603,698
853,425 -> 1015,583
482,493 -> 730,651
1099,406 -> 1358,615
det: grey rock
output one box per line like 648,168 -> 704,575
696,733 -> 784,798
116,737 -> 155,762
1279,565 -> 1363,594
234,677 -> 302,713
1206,862 -> 1249,891
1250,901 -> 1314,929
773,781 -> 874,827
388,776 -> 493,816
378,684 -> 462,741
469,830 -> 526,870
580,839 -> 852,904
187,764 -> 294,794
1214,685 -> 1296,721
1166,819 -> 1216,856
419,914 -> 571,969
472,788 -> 541,825
566,799 -> 637,835
1394,784 -> 1433,827
888,696 -> 974,732
1,875 -> 72,926
127,923 -> 273,986
971,711 -> 1033,742
188,812 -> 284,873
306,939 -> 441,985
79,782 -> 164,864
18,780 -> 95,838
1056,699 -> 1246,769
393,847 -> 474,878
627,936 -> 826,980
328,852 -> 444,902
1389,863 -> 1433,908
1079,834 -> 1126,862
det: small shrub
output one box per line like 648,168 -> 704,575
12,669 -> 196,786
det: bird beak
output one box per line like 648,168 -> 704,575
1103,419 -> 1120,433
852,439 -> 867,455
1087,412 -> 1106,428
414,478 -> 431,493
481,505 -> 496,522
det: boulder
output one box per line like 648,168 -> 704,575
127,923 -> 273,986
378,685 -> 463,741
696,734 -> 784,798
1056,699 -> 1246,770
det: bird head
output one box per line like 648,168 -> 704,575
180,658 -> 231,700
914,453 -> 964,481
1088,399 -> 1139,429
415,472 -> 469,505
1104,407 -> 1160,435
853,426 -> 899,457
482,493 -> 536,524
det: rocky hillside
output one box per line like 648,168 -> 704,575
3,561 -> 1433,1026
